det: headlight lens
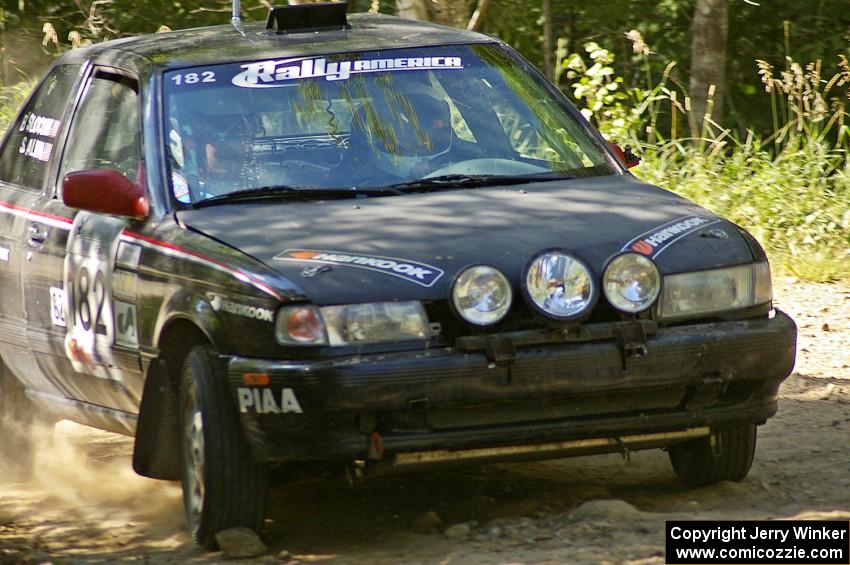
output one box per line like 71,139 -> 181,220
603,253 -> 661,313
322,301 -> 430,345
276,302 -> 430,346
452,265 -> 512,326
658,262 -> 772,320
524,250 -> 596,320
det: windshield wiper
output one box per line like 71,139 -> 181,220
387,173 -> 574,192
190,185 -> 396,208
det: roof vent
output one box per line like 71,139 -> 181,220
266,2 -> 350,34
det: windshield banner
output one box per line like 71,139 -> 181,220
232,55 -> 463,87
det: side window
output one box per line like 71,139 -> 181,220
0,65 -> 80,190
59,71 -> 140,182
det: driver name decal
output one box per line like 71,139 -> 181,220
275,249 -> 444,287
232,55 -> 463,87
18,112 -> 61,163
623,216 -> 718,258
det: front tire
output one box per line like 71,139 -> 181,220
179,345 -> 268,549
668,423 -> 757,487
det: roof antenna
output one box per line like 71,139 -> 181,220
231,0 -> 245,36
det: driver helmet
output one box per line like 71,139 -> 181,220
352,79 -> 453,177
174,89 -> 261,182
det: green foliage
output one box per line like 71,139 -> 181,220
0,80 -> 33,133
637,137 -> 850,282
566,44 -> 850,281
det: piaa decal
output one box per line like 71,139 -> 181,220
238,387 -> 303,415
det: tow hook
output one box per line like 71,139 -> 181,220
344,460 -> 366,486
710,430 -> 723,457
614,436 -> 631,462
615,322 -> 649,369
484,335 -> 516,364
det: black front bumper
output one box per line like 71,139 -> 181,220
225,311 -> 796,464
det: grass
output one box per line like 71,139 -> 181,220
0,81 -> 33,133
634,139 -> 850,282
564,38 -> 850,282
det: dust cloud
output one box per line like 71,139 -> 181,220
0,420 -> 187,557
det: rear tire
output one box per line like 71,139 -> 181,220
0,361 -> 53,478
668,423 -> 757,487
179,345 -> 268,549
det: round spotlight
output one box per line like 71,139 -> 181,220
523,250 -> 596,320
451,265 -> 513,326
603,252 -> 661,313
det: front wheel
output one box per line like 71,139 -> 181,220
668,423 -> 757,487
179,345 -> 268,549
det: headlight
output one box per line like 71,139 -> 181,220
322,301 -> 430,345
451,265 -> 513,326
603,253 -> 661,313
276,302 -> 430,346
523,250 -> 596,320
658,261 -> 772,321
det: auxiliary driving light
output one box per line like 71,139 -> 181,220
602,252 -> 661,313
451,265 -> 513,326
523,250 -> 596,320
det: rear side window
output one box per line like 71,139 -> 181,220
0,65 -> 79,191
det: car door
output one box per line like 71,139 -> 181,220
0,64 -> 82,396
22,67 -> 145,420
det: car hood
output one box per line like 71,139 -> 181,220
177,175 -> 754,304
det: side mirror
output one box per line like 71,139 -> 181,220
62,169 -> 149,219
608,142 -> 641,169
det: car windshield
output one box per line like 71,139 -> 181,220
163,43 -> 615,204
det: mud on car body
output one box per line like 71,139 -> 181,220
0,2 -> 795,548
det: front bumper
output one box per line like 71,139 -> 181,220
225,311 -> 796,465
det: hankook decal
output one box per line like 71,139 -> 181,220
622,216 -> 719,258
237,387 -> 303,414
232,56 -> 463,88
207,293 -> 274,322
275,249 -> 444,287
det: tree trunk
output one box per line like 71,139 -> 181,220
428,0 -> 475,27
467,0 -> 492,31
542,0 -> 553,80
689,0 -> 728,129
396,0 -> 429,21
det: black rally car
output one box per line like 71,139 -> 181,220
0,2 -> 795,547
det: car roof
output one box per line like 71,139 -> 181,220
63,13 -> 496,72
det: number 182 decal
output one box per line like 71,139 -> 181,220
64,213 -> 124,372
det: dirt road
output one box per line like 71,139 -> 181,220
1,279 -> 848,565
